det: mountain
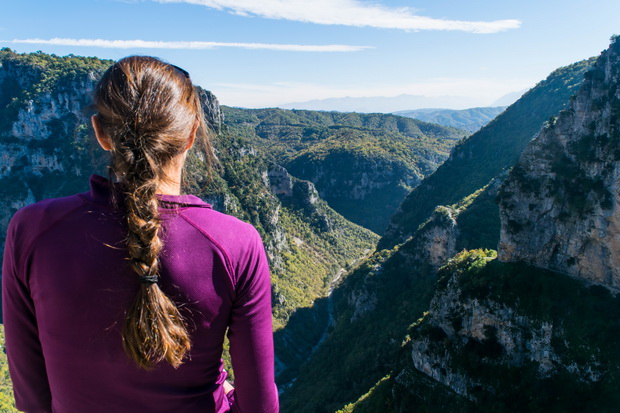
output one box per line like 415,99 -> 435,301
380,56 -> 596,250
222,107 -> 467,234
278,38 -> 614,413
279,94 -> 490,113
393,106 -> 507,132
490,89 -> 528,106
399,36 -> 620,411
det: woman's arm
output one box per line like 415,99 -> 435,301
227,228 -> 279,413
2,212 -> 53,413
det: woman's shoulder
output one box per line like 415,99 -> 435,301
180,206 -> 262,247
10,192 -> 87,233
6,192 -> 89,258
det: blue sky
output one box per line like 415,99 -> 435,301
1,0 -> 619,109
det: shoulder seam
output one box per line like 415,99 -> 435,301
19,197 -> 88,282
178,213 -> 237,286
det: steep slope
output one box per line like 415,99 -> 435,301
280,40 -> 613,413
394,106 -> 507,132
498,38 -> 620,290
279,215 -> 448,412
388,37 -> 620,412
223,107 -> 466,234
278,181 -> 498,412
380,57 -> 596,249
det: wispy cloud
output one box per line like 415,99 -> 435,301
3,38 -> 372,52
154,0 -> 521,34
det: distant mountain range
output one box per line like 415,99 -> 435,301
279,90 -> 526,114
393,106 -> 507,132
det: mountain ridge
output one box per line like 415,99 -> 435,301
380,56 -> 596,249
279,94 -> 492,113
393,106 -> 507,132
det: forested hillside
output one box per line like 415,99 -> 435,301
394,106 -> 507,132
380,57 -> 596,249
223,107 -> 466,234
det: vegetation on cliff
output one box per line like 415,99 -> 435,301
380,56 -> 596,249
223,107 -> 466,234
404,250 -> 620,412
394,106 -> 507,132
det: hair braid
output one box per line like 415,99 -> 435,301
121,172 -> 190,369
93,56 -> 209,369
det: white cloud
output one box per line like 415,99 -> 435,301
4,38 -> 371,52
154,0 -> 521,34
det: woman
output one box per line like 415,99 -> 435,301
2,56 -> 279,412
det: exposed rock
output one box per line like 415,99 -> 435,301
397,205 -> 460,273
410,255 -> 602,401
196,87 -> 223,131
266,164 -> 294,197
498,38 -> 620,291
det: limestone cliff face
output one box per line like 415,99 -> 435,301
498,38 -> 620,290
409,254 -> 602,401
196,88 -> 224,131
398,206 -> 459,272
287,154 -> 421,201
347,204 -> 459,323
265,163 -> 331,233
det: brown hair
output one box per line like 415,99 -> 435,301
93,56 -> 212,369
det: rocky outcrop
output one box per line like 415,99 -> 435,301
498,38 -> 620,290
265,164 -> 294,197
265,163 -> 331,233
408,251 -> 603,402
196,88 -> 223,131
380,57 -> 595,250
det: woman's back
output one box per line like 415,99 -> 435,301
3,175 -> 278,412
2,55 -> 278,412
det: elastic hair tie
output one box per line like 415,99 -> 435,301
140,275 -> 159,285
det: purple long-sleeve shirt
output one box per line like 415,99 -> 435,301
2,175 -> 279,413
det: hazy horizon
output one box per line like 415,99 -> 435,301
2,1 -> 618,109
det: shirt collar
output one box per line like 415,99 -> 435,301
87,174 -> 212,209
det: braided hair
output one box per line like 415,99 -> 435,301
93,56 -> 212,369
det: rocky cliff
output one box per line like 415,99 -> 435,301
399,37 -> 620,412
380,57 -> 595,249
402,250 -> 618,411
498,37 -> 620,291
